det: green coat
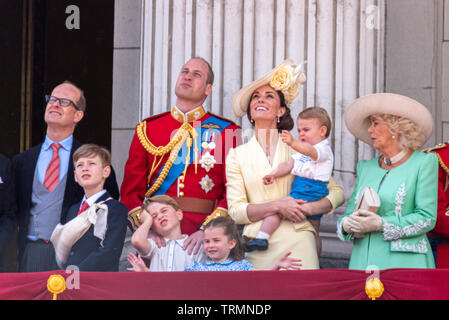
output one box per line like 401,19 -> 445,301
338,151 -> 438,270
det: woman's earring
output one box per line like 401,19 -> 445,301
250,119 -> 254,124
392,135 -> 396,139
277,117 -> 280,124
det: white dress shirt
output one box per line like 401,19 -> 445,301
141,235 -> 206,271
290,138 -> 334,182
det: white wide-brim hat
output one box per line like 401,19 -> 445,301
344,93 -> 433,146
232,59 -> 306,118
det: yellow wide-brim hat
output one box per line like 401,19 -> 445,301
344,93 -> 434,147
232,59 -> 306,118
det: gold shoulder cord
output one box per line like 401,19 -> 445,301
432,152 -> 449,211
136,121 -> 198,198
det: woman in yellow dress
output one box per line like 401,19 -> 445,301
226,60 -> 344,270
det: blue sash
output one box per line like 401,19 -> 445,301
154,115 -> 232,195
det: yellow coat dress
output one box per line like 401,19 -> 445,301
226,135 -> 343,270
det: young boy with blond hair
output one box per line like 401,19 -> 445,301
128,195 -> 206,271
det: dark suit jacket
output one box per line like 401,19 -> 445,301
13,139 -> 120,266
0,154 -> 17,271
65,191 -> 127,271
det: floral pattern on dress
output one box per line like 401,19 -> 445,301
394,183 -> 406,217
185,259 -> 254,271
391,239 -> 428,254
383,218 -> 432,241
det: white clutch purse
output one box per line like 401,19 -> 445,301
354,187 -> 380,213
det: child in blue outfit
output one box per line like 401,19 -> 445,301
128,216 -> 302,271
186,216 -> 302,271
245,107 -> 333,253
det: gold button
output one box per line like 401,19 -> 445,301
179,183 -> 184,189
179,192 -> 184,197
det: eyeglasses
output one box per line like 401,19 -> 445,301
45,95 -> 79,110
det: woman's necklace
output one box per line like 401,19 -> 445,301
383,149 -> 408,166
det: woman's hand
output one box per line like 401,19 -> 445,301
344,209 -> 382,234
276,197 -> 308,223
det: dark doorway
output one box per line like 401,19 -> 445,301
0,0 -> 114,272
32,0 -> 115,148
0,1 -> 23,159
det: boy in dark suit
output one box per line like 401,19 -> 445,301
51,144 -> 127,271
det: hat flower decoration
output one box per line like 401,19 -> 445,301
269,62 -> 307,105
232,59 -> 307,118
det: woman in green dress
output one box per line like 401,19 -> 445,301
338,93 -> 438,270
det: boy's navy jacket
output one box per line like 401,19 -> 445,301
65,191 -> 127,271
13,139 -> 120,266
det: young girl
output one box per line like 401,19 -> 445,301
128,216 -> 302,271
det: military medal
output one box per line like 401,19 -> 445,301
201,123 -> 221,150
199,151 -> 216,172
208,141 -> 216,150
199,175 -> 215,193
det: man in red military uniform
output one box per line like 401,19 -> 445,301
121,57 -> 241,253
425,141 -> 449,267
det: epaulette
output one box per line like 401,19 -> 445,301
423,141 -> 449,153
423,141 -> 449,176
139,112 -> 170,125
208,112 -> 239,127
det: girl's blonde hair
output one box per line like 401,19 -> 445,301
204,216 -> 245,261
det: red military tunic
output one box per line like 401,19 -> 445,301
120,105 -> 241,235
426,142 -> 449,267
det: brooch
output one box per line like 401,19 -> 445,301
199,175 -> 215,193
199,151 -> 216,172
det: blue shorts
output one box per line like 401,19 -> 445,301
290,176 -> 329,221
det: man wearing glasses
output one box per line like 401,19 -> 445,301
13,81 -> 119,272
